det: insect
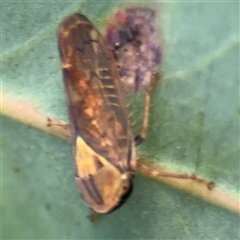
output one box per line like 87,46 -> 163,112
58,13 -> 145,214
56,12 -> 214,215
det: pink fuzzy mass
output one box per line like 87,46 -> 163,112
105,7 -> 162,93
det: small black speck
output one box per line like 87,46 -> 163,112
13,167 -> 21,174
45,203 -> 52,211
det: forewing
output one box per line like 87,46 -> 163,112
58,13 -> 132,167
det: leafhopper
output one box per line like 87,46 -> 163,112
58,13 -> 139,214
56,12 -> 213,215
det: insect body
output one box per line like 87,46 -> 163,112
58,13 -> 136,214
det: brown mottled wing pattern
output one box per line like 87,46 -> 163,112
58,13 -> 133,168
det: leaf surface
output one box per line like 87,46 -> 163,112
1,1 -> 239,239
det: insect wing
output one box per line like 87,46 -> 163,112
58,13 -> 136,213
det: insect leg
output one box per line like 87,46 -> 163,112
135,73 -> 160,146
46,117 -> 71,139
138,162 -> 215,190
47,117 -> 69,128
152,172 -> 215,190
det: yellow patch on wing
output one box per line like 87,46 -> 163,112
75,136 -> 111,178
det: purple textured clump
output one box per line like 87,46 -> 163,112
106,7 -> 162,93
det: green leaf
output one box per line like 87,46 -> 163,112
2,1 -> 239,239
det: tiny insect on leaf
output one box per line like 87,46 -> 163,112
58,13 -> 137,214
56,11 -> 214,215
